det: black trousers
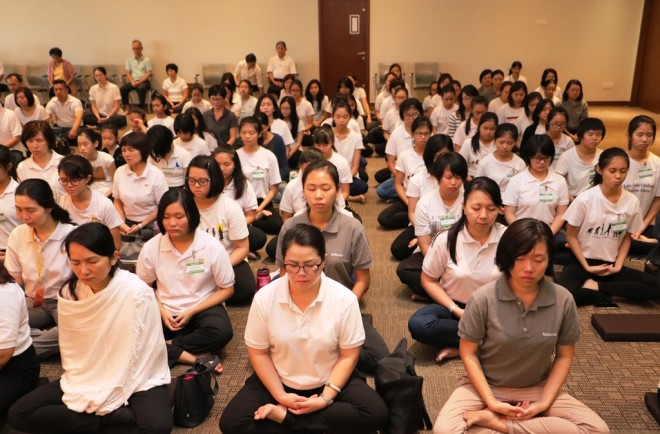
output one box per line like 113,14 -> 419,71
377,200 -> 409,230
0,345 -> 39,420
558,257 -> 660,306
163,304 -> 233,367
391,225 -> 416,260
9,380 -> 171,434
266,235 -> 278,260
249,225 -> 267,251
228,260 -> 257,306
396,252 -> 425,296
253,200 -> 284,235
120,81 -> 151,108
82,110 -> 127,129
220,373 -> 388,434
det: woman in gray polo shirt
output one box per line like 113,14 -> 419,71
434,219 -> 609,434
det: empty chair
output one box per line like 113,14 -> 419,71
201,64 -> 225,89
377,62 -> 392,88
25,65 -> 49,101
414,62 -> 439,90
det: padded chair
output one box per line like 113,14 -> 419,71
201,64 -> 225,89
414,62 -> 439,90
377,63 -> 392,89
25,64 -> 49,101
74,64 -> 93,104
1,63 -> 15,99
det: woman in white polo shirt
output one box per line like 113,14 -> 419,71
559,147 -> 660,306
0,262 -> 39,420
0,147 -> 21,260
408,177 -> 506,363
137,189 -> 234,368
57,156 -> 123,250
16,121 -> 65,199
237,117 -> 283,235
5,179 -> 75,358
112,132 -> 169,241
436,219 -> 609,434
76,129 -> 115,197
220,224 -> 388,434
186,155 -> 255,305
146,125 -> 192,189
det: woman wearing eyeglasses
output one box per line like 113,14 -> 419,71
274,160 -> 389,375
185,155 -> 255,306
137,189 -> 234,368
112,132 -> 169,241
545,107 -> 575,169
220,224 -> 388,434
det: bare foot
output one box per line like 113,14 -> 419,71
411,294 -> 430,302
254,403 -> 287,423
435,347 -> 460,363
583,279 -> 599,291
464,409 -> 507,431
348,194 -> 366,204
214,363 -> 224,374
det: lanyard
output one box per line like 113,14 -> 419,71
31,224 -> 57,283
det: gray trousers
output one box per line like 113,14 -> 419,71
26,297 -> 60,359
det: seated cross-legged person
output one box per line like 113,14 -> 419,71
137,189 -> 234,367
45,80 -> 83,144
220,224 -> 388,434
9,223 -> 172,434
408,177 -> 506,363
83,66 -> 126,129
434,219 -> 609,434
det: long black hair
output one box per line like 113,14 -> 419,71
446,177 -> 502,263
470,112 -> 498,154
592,147 -> 629,186
16,179 -> 72,224
212,145 -> 248,200
280,96 -> 300,140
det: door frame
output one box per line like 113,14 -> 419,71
631,0 -> 652,105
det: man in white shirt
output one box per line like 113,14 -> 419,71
46,80 -> 83,142
4,73 -> 41,111
120,39 -> 153,111
0,60 -> 7,93
234,53 -> 263,95
0,105 -> 22,152
266,41 -> 296,98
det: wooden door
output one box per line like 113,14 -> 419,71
632,0 -> 660,113
318,0 -> 370,100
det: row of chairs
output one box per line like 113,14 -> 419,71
375,62 -> 439,91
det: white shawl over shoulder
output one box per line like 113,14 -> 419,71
58,269 -> 170,415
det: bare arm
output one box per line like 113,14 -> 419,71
394,170 -> 408,204
229,237 -> 249,266
256,184 -> 279,214
550,204 -> 568,235
245,209 -> 256,225
418,235 -> 432,256
349,149 -> 360,177
227,127 -> 237,146
352,269 -> 370,301
386,154 -> 396,175
503,205 -> 517,225
421,271 -> 464,318
407,196 -> 419,225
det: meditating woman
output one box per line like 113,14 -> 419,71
408,177 -> 506,363
0,147 -> 21,261
186,155 -> 255,305
76,128 -> 115,196
275,160 -> 389,374
16,121 -> 65,199
137,189 -> 234,367
9,223 -> 172,434
220,224 -> 388,434
5,179 -> 76,358
434,218 -> 609,434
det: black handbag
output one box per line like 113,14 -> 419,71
172,355 -> 221,428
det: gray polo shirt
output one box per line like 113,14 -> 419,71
459,276 -> 580,388
276,211 -> 371,290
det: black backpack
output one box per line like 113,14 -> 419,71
375,339 -> 433,434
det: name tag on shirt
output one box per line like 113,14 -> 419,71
539,190 -> 554,203
611,220 -> 627,234
186,260 -> 205,275
440,215 -> 457,229
253,169 -> 266,180
639,167 -> 653,179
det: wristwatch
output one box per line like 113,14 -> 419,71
320,394 -> 333,407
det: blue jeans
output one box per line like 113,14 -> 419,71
376,177 -> 397,200
408,303 -> 464,348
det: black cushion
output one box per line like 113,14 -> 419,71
591,314 -> 660,342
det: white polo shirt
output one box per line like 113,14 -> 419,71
328,152 -> 353,185
137,229 -> 235,316
45,95 -> 83,127
406,167 -> 436,199
88,150 -> 115,195
563,186 -> 643,262
162,76 -> 187,103
270,119 -> 294,147
112,162 -> 169,222
198,194 -> 249,256
237,147 -> 282,199
0,107 -> 22,149
554,147 -> 601,197
0,282 -> 32,356
622,153 -> 660,216
223,178 -> 258,212
147,116 -> 175,136
0,179 -> 21,250
58,189 -> 124,228
267,55 -> 296,80
503,169 -> 569,225
232,96 -> 258,120
173,135 -> 209,157
148,145 -> 192,188
395,147 -> 425,191
182,99 -> 212,114
382,107 -> 402,133
4,93 -> 41,112
234,61 -> 264,89
279,175 -> 346,216
5,222 -> 75,299
430,105 -> 458,134
245,273 -> 364,390
414,188 -> 463,238
16,151 -> 65,199
475,152 -> 526,194
385,125 -> 414,157
14,105 -> 49,126
460,139 -> 497,178
89,82 -> 124,116
422,223 -> 505,304
296,99 -> 314,121
334,130 -> 364,167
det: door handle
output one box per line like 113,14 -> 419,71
356,52 -> 366,55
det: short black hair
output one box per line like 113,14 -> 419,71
577,118 -> 606,140
520,134 -> 555,166
496,218 -> 555,278
165,63 -> 178,73
245,53 -> 256,63
156,189 -> 200,235
58,155 -> 94,185
49,47 -> 63,57
430,151 -> 467,180
185,155 -> 225,198
281,224 -> 326,260
119,132 -> 150,162
399,98 -> 423,121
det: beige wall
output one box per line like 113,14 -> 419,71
0,0 -> 642,102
